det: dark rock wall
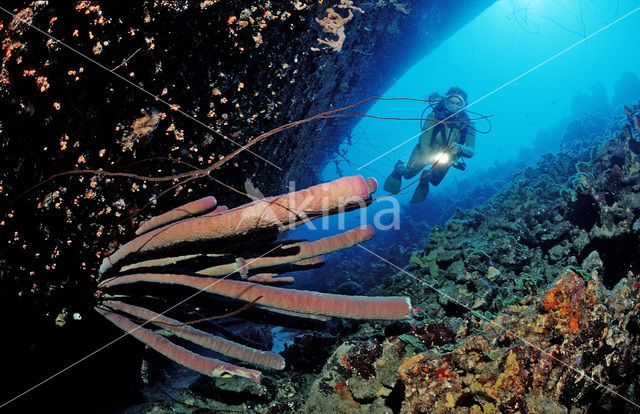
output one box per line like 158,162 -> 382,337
0,0 -> 496,321
0,1 -> 495,411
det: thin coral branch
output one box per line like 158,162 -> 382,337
18,97 -> 473,201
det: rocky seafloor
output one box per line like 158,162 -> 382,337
110,104 -> 640,413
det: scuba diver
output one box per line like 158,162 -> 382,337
383,86 -> 476,203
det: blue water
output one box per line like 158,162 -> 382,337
291,0 -> 640,243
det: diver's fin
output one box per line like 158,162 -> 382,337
384,161 -> 405,193
383,175 -> 402,193
410,175 -> 430,203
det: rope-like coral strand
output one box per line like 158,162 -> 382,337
17,96 -> 478,201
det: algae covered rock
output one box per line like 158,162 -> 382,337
394,261 -> 640,413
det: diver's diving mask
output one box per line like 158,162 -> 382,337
444,93 -> 466,113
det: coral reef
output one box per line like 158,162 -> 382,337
394,255 -> 640,413
2,3 -> 639,412
375,100 -> 640,320
99,99 -> 640,413
301,102 -> 640,412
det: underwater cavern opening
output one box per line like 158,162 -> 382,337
580,232 -> 640,289
565,192 -> 601,231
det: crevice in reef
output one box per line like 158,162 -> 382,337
442,300 -> 469,318
565,192 -> 600,231
385,381 -> 405,414
579,232 -> 640,289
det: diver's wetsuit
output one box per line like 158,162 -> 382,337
384,107 -> 475,202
